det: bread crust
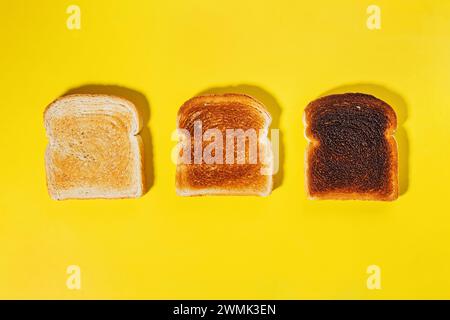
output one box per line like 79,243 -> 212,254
178,93 -> 271,124
44,94 -> 143,135
176,93 -> 273,196
44,94 -> 144,200
304,93 -> 398,201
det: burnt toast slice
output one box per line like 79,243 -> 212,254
176,93 -> 273,196
304,93 -> 398,201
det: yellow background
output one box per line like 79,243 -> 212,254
1,0 -> 450,299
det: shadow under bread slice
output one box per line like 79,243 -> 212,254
304,93 -> 398,201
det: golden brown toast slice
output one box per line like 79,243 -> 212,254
44,94 -> 144,200
304,93 -> 398,201
176,93 -> 273,196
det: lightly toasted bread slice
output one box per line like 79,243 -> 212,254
44,94 -> 144,200
304,93 -> 398,201
176,93 -> 273,196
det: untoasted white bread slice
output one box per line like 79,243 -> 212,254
176,93 -> 273,196
44,94 -> 144,200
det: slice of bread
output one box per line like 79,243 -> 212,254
304,93 -> 398,201
176,93 -> 273,196
44,94 -> 144,200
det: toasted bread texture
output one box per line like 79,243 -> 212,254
304,93 -> 398,201
176,93 -> 273,196
44,94 -> 144,200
